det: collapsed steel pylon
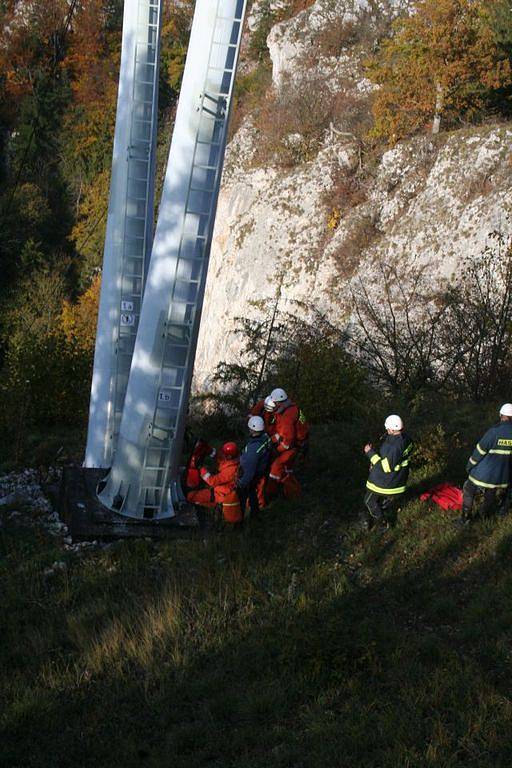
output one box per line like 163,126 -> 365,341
85,0 -> 248,519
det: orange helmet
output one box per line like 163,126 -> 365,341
222,441 -> 239,459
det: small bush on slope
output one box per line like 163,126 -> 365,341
197,305 -> 368,432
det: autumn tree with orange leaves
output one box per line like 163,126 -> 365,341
367,0 -> 512,143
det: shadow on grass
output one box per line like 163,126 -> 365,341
3,508 -> 512,768
3,407 -> 512,768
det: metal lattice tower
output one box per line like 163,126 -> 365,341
96,0 -> 247,518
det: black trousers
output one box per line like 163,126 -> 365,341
462,479 -> 497,520
363,490 -> 397,528
238,476 -> 262,518
499,489 -> 512,516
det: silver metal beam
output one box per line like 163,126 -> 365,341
85,0 -> 163,468
98,0 -> 247,519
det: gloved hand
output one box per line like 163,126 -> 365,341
191,439 -> 213,465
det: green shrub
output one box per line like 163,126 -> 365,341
248,0 -> 278,62
272,312 -> 368,423
199,304 -> 370,426
253,74 -> 338,166
412,423 -> 450,470
0,270 -> 93,464
229,61 -> 272,138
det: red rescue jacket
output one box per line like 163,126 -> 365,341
272,402 -> 299,453
185,439 -> 215,490
200,457 -> 240,501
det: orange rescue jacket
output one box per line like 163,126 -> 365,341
200,457 -> 240,501
272,402 -> 300,453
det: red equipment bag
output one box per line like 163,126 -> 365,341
420,483 -> 463,512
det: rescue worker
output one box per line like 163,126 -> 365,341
184,438 -> 216,493
238,416 -> 272,518
186,441 -> 240,513
267,387 -> 303,500
249,395 -> 277,435
362,414 -> 414,530
459,403 -> 512,524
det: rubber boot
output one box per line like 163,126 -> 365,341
359,511 -> 373,533
497,490 -> 511,518
455,507 -> 472,527
265,477 -> 280,501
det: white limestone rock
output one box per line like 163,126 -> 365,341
267,0 -> 412,87
192,0 -> 511,390
248,0 -> 290,32
195,125 -> 512,389
0,467 -> 70,535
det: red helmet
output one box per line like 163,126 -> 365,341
222,441 -> 239,459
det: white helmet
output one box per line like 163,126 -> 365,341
500,403 -> 512,417
248,415 -> 265,432
270,387 -> 288,403
385,414 -> 403,431
264,395 -> 276,412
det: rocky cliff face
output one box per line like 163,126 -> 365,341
194,0 -> 512,390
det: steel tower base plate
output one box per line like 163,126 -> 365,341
59,467 -> 200,541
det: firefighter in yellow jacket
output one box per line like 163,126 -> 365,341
362,414 -> 414,530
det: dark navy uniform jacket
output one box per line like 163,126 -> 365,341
366,432 -> 414,496
467,421 -> 512,489
239,434 -> 272,489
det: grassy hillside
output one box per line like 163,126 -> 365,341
3,401 -> 512,767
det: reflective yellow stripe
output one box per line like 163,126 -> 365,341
370,454 -> 381,466
395,460 -> 409,470
223,502 -> 240,507
469,476 -> 508,489
489,449 -> 512,455
366,481 -> 406,495
382,457 -> 392,473
476,444 -> 487,455
469,457 -> 477,465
